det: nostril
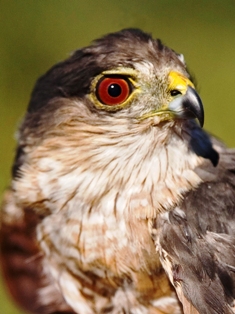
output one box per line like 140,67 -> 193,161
170,90 -> 182,97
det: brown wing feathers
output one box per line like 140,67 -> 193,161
155,147 -> 235,314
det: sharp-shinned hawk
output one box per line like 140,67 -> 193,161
1,29 -> 235,314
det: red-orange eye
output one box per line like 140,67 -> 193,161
96,77 -> 131,106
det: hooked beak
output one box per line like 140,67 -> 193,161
139,71 -> 204,127
168,85 -> 204,127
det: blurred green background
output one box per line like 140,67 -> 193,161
0,1 -> 235,313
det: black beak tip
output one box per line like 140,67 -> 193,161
184,86 -> 204,128
198,111 -> 204,128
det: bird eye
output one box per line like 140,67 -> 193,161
96,77 -> 131,106
170,90 -> 182,97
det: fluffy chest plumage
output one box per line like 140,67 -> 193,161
13,120 -> 202,312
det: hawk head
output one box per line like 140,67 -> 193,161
14,29 -> 218,214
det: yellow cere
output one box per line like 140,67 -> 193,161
168,71 -> 195,95
139,72 -> 195,122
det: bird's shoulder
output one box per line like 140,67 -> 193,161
154,139 -> 235,314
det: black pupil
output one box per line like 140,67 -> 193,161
108,84 -> 122,97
